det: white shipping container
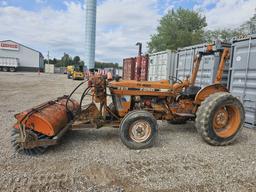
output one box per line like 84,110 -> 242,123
116,68 -> 123,76
44,64 -> 55,74
54,67 -> 66,74
229,36 -> 256,128
148,50 -> 176,81
175,43 -> 229,88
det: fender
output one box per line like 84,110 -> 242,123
194,84 -> 228,104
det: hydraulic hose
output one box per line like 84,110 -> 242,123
65,80 -> 88,113
79,86 -> 93,112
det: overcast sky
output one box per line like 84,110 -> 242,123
0,0 -> 255,64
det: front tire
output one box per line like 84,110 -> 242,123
120,111 -> 158,149
195,92 -> 245,146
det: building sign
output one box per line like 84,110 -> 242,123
0,42 -> 19,51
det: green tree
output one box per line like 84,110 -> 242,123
95,61 -> 120,69
80,60 -> 85,67
61,53 -> 72,67
52,58 -> 58,65
73,56 -> 81,65
204,29 -> 245,43
148,8 -> 207,52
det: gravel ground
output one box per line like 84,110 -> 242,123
0,72 -> 255,192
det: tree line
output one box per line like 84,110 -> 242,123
44,53 -> 120,69
44,53 -> 84,67
148,8 -> 254,53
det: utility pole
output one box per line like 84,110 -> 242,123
47,51 -> 50,64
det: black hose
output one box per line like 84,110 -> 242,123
65,80 -> 88,113
79,86 -> 92,112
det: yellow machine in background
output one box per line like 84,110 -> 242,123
66,65 -> 74,79
72,66 -> 85,80
66,65 -> 84,80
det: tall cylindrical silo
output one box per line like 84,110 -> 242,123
85,0 -> 97,69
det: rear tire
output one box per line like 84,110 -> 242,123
3,67 -> 8,72
9,67 -> 16,72
195,92 -> 245,146
120,111 -> 158,149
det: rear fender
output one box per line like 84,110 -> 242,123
194,84 -> 228,104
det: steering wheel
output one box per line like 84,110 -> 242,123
169,76 -> 183,84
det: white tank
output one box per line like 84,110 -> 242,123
85,0 -> 97,69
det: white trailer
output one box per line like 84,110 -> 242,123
0,57 -> 19,72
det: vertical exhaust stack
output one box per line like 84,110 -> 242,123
135,42 -> 142,81
85,0 -> 97,70
136,42 -> 142,56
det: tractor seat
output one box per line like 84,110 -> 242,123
182,86 -> 201,98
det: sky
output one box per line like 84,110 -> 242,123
0,0 -> 255,64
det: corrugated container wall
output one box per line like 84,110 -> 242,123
148,50 -> 176,81
54,67 -> 66,74
135,56 -> 142,81
175,43 -> 229,87
229,36 -> 256,128
123,58 -> 136,80
140,55 -> 149,81
134,56 -> 148,81
115,68 -> 123,77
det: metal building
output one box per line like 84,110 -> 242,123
0,40 -> 44,72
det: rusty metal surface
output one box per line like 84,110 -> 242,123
123,58 -> 136,80
194,84 -> 228,104
135,56 -> 142,81
14,96 -> 79,137
73,103 -> 103,128
17,121 -> 73,149
128,120 -> 152,143
21,139 -> 58,149
140,55 -> 149,81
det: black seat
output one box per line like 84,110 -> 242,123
182,86 -> 201,98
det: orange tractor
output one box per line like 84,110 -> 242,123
12,43 -> 245,155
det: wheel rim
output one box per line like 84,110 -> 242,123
213,105 -> 241,138
128,120 -> 152,143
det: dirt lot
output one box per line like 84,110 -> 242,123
0,72 -> 255,192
